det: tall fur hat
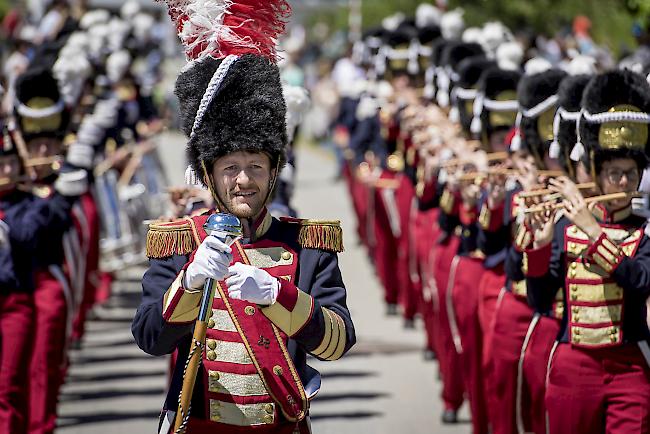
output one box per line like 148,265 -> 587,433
161,0 -> 291,185
553,74 -> 592,173
514,69 -> 566,165
454,56 -> 495,134
577,69 -> 650,173
383,25 -> 418,76
470,67 -> 521,140
14,67 -> 70,142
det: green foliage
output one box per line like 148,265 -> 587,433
304,0 -> 639,56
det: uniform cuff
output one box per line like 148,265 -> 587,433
523,243 -> 552,277
261,280 -> 315,337
479,201 -> 504,232
311,307 -> 348,361
586,233 -> 625,274
162,270 -> 203,323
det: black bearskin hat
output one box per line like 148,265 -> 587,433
578,69 -> 650,174
383,25 -> 418,76
418,25 -> 441,46
554,74 -> 592,174
176,55 -> 287,181
442,42 -> 484,76
471,67 -> 521,140
455,56 -> 496,134
516,69 -> 566,166
14,67 -> 70,142
160,0 -> 291,187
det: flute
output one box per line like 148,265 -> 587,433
517,183 -> 597,199
524,191 -> 643,214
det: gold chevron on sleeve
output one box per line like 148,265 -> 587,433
162,271 -> 203,323
312,308 -> 347,361
261,288 -> 314,337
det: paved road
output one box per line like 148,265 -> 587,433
57,132 -> 471,433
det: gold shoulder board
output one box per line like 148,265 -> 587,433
146,219 -> 198,258
298,220 -> 344,253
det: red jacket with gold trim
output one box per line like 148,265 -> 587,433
524,204 -> 650,348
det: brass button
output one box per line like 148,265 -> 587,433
207,350 -> 217,361
245,306 -> 256,316
573,315 -> 579,322
569,242 -> 576,250
610,328 -> 618,335
571,263 -> 578,269
569,270 -> 576,278
611,335 -> 618,342
208,318 -> 215,328
574,329 -> 581,336
264,403 -> 274,414
273,365 -> 283,376
571,294 -> 578,301
281,251 -> 292,261
212,414 -> 221,422
263,414 -> 274,424
573,336 -> 581,344
207,339 -> 217,350
572,306 -> 579,314
209,371 -> 220,380
570,284 -> 578,292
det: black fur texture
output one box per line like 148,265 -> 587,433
14,66 -> 70,140
442,42 -> 484,73
478,67 -> 521,136
579,69 -> 650,170
456,56 -> 495,133
175,55 -> 287,181
518,69 -> 566,159
556,74 -> 592,171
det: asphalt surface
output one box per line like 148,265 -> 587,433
57,131 -> 471,433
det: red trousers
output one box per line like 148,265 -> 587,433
71,192 -> 101,342
484,291 -> 533,434
521,315 -> 561,434
546,343 -> 650,434
372,182 -> 400,306
395,177 -> 418,321
431,235 -> 464,411
415,208 -> 440,353
29,269 -> 69,434
478,266 -> 506,362
450,256 -> 489,434
0,293 -> 34,434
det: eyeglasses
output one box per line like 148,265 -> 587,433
602,167 -> 639,184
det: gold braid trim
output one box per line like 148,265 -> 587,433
145,220 -> 198,258
298,220 -> 344,253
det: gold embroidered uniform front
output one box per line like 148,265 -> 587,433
563,222 -> 642,348
524,203 -> 650,348
133,210 -> 355,433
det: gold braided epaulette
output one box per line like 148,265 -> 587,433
146,219 -> 198,258
280,217 -> 344,253
298,219 -> 344,253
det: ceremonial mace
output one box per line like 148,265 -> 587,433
174,213 -> 243,434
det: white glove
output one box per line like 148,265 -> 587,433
225,263 -> 280,306
183,235 -> 233,290
0,220 -> 9,250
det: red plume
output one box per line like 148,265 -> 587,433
158,0 -> 291,62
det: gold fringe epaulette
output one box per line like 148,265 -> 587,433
298,220 -> 344,253
146,219 -> 198,258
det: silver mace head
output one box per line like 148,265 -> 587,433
203,212 -> 243,246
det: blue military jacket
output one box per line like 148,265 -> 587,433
0,190 -> 73,292
132,212 -> 356,422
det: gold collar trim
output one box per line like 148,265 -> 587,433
591,203 -> 632,224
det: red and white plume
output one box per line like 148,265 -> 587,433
158,0 -> 291,61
